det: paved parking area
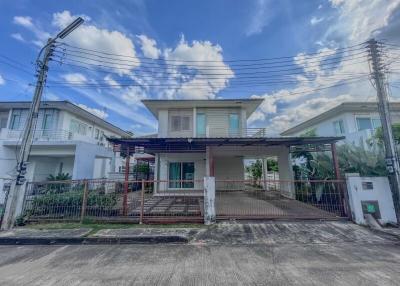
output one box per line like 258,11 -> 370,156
216,191 -> 340,219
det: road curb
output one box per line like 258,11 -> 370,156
0,235 -> 188,245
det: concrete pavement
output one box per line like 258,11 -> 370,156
0,222 -> 399,285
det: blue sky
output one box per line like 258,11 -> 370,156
1,0 -> 400,135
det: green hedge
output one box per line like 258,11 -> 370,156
30,191 -> 117,211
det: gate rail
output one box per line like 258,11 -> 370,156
21,178 -> 349,223
215,179 -> 348,219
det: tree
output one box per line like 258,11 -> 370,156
246,159 -> 263,185
293,144 -> 387,179
47,172 -> 72,181
266,159 -> 278,172
372,123 -> 400,146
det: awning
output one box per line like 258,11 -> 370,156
107,136 -> 345,156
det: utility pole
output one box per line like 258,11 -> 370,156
1,17 -> 84,230
367,39 -> 400,219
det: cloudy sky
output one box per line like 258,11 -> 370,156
1,0 -> 400,135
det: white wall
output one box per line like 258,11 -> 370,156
214,156 -> 244,190
346,173 -> 397,225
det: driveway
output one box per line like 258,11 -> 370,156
0,222 -> 399,286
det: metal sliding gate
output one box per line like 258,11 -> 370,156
215,179 -> 348,220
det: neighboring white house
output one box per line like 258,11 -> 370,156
281,102 -> 400,148
0,101 -> 131,198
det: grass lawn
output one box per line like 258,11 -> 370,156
25,220 -> 205,234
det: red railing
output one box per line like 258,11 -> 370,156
21,178 -> 348,223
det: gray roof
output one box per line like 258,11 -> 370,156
281,101 -> 400,136
0,100 -> 131,137
142,98 -> 263,119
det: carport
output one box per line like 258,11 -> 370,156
108,136 -> 348,220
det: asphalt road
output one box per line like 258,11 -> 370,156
0,223 -> 399,285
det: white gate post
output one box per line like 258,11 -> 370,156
204,176 -> 216,225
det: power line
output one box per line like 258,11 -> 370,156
57,41 -> 367,63
54,45 -> 368,69
50,56 -> 369,77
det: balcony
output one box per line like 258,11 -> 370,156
202,127 -> 267,138
0,128 -> 110,147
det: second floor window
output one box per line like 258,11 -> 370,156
10,113 -> 21,130
333,119 -> 345,135
70,119 -> 88,135
170,115 -> 191,132
229,113 -> 240,136
196,113 -> 206,137
356,117 -> 381,131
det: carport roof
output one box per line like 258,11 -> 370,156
108,136 -> 344,155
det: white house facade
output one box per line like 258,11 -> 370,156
281,102 -> 400,148
0,101 -> 131,201
109,99 -> 343,200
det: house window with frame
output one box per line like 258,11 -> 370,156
229,113 -> 240,136
69,119 -> 88,135
94,128 -> 100,139
196,113 -> 206,137
168,162 -> 194,188
170,114 -> 191,132
10,110 -> 23,130
356,117 -> 381,131
333,119 -> 345,135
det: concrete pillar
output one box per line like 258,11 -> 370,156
204,176 -> 216,225
277,146 -> 295,198
205,146 -> 214,177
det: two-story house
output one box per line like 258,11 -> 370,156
280,102 -> 400,149
0,101 -> 131,201
109,99 -> 343,199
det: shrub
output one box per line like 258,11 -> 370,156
29,190 -> 117,216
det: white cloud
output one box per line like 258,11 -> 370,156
327,0 -> 400,43
13,15 -> 50,46
103,74 -> 121,89
52,10 -> 139,76
137,35 -> 161,59
248,0 -> 400,135
246,0 -> 273,36
13,16 -> 33,28
77,103 -> 109,119
310,17 -> 324,25
61,73 -> 87,84
0,75 -> 5,85
11,33 -> 25,42
164,36 -> 234,99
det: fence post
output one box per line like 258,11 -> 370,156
140,179 -> 145,224
80,180 -> 89,223
204,177 -> 216,225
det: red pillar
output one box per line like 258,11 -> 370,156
331,143 -> 340,179
123,146 -> 130,216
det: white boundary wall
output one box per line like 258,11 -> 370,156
345,173 -> 397,225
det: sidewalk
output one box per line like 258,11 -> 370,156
0,221 -> 399,245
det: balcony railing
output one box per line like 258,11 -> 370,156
1,128 -> 110,147
203,127 -> 267,138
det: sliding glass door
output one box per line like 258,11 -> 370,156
168,162 -> 194,188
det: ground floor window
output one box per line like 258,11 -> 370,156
169,162 -> 194,188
